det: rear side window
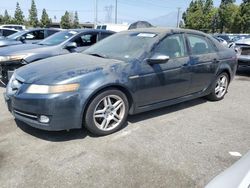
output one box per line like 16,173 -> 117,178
187,34 -> 215,55
154,34 -> 188,58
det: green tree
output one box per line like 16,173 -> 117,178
218,0 -> 238,33
29,0 -> 39,27
0,14 -> 3,24
14,2 -> 25,25
3,10 -> 11,24
240,0 -> 250,33
40,9 -> 51,27
182,0 -> 217,32
60,11 -> 71,29
73,11 -> 80,28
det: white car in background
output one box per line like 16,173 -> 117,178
206,151 -> 250,188
0,24 -> 26,30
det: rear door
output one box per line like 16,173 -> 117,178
186,34 -> 219,93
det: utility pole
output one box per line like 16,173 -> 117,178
177,7 -> 181,28
94,0 -> 98,25
115,0 -> 118,24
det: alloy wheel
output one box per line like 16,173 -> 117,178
215,74 -> 228,98
93,95 -> 125,131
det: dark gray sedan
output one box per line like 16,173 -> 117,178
0,29 -> 114,84
5,28 -> 237,136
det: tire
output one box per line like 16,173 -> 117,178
84,89 -> 129,136
206,72 -> 229,101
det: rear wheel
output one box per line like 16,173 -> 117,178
206,73 -> 229,101
84,89 -> 129,136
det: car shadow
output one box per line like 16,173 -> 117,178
128,98 -> 207,123
15,98 -> 207,142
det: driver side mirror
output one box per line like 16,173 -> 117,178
65,42 -> 77,50
147,54 -> 170,65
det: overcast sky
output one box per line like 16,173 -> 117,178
0,0 -> 243,23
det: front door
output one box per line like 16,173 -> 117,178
132,33 -> 192,107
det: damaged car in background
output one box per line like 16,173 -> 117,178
4,28 -> 237,136
0,29 -> 114,84
231,38 -> 250,68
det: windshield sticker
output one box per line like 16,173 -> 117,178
137,33 -> 156,38
69,31 -> 77,35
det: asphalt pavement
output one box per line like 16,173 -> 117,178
0,68 -> 250,188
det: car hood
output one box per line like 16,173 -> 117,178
0,44 -> 46,56
16,53 -> 124,84
0,38 -> 21,47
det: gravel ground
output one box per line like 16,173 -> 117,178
0,68 -> 250,188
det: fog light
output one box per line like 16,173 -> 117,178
39,115 -> 50,123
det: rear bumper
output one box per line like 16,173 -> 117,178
5,91 -> 86,131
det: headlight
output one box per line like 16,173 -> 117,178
0,54 -> 29,62
25,83 -> 80,94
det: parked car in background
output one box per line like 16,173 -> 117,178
0,28 -> 18,38
213,36 -> 228,47
214,34 -> 231,43
0,28 -> 61,48
4,28 -> 237,136
0,29 -> 114,84
0,24 -> 26,30
231,38 -> 250,68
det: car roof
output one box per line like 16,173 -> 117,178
125,27 -> 207,36
24,28 -> 62,32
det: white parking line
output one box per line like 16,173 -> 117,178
229,151 -> 242,157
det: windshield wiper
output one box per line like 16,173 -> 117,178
88,53 -> 108,58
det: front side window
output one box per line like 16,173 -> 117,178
25,30 -> 45,40
187,34 -> 215,55
154,34 -> 187,58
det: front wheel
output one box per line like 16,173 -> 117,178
84,89 -> 129,136
206,73 -> 229,101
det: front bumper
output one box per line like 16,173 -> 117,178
4,91 -> 86,131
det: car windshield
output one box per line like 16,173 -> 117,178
84,32 -> 158,61
6,30 -> 26,39
38,31 -> 78,46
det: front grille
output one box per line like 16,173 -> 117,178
13,109 -> 38,120
241,47 -> 250,55
0,61 -> 23,82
